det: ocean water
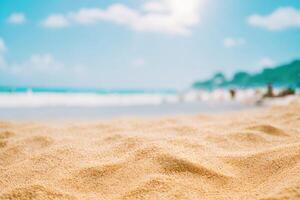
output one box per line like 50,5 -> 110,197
0,86 -> 257,120
0,86 -> 176,94
0,86 -> 178,107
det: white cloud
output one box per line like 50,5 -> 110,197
0,38 -> 6,53
42,0 -> 206,35
28,54 -> 63,71
0,57 -> 6,69
258,57 -> 275,67
42,14 -> 69,28
132,58 -> 145,67
143,2 -> 167,12
3,53 -> 64,75
0,39 -> 85,78
223,37 -> 246,48
0,38 -> 7,68
0,55 -> 5,69
7,13 -> 26,24
248,7 -> 300,30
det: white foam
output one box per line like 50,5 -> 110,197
0,92 -> 180,108
0,89 -> 268,108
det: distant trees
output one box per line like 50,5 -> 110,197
193,60 -> 300,89
193,72 -> 226,90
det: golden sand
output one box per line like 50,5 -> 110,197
1,103 -> 300,199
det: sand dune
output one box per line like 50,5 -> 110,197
1,103 -> 300,199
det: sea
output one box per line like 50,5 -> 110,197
0,86 -> 256,120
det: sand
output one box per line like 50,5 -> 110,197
1,103 -> 300,200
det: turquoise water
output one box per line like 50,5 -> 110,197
0,86 -> 176,94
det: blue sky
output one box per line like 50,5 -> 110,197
0,0 -> 300,89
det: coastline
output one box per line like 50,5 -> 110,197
0,101 -> 256,121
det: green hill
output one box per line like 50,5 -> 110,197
193,60 -> 300,90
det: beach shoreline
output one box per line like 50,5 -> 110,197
0,101 -> 257,122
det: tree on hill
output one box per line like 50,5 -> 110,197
192,60 -> 300,89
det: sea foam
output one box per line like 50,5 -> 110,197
0,92 -> 179,108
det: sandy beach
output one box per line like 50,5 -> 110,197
0,102 -> 300,200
